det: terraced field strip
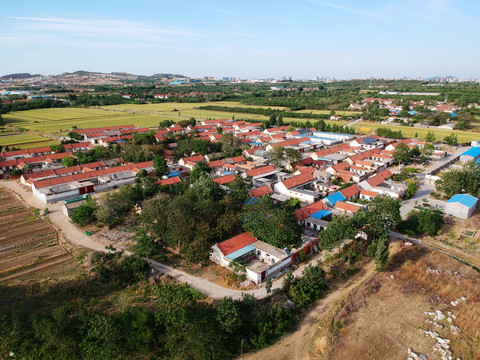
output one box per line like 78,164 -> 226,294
0,133 -> 53,147
353,122 -> 480,143
0,187 -> 70,279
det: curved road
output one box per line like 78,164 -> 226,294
0,180 -> 337,300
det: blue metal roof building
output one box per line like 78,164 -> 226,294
445,194 -> 478,219
310,210 -> 332,219
323,192 -> 346,207
460,147 -> 480,163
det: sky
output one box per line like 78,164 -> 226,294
1,0 -> 479,79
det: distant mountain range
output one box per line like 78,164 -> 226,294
0,73 -> 41,80
0,71 -> 187,80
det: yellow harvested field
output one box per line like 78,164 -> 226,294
354,122 -> 480,143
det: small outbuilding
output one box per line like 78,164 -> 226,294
444,194 -> 478,219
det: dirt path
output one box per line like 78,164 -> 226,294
0,181 -> 108,253
0,180 -> 343,300
239,261 -> 377,360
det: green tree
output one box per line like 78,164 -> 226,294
435,169 -> 463,197
425,131 -> 436,143
95,185 -> 134,226
284,148 -> 302,169
215,298 -> 242,334
62,155 -> 77,167
374,233 -> 389,270
422,143 -> 435,157
393,143 -> 413,164
443,133 -> 458,146
220,133 -> 242,156
153,155 -> 168,178
133,132 -> 156,145
189,161 -> 210,181
265,278 -> 273,293
134,230 -> 158,256
318,215 -> 356,250
242,196 -> 302,249
71,196 -> 97,226
269,145 -> 284,169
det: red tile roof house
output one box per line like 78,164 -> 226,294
31,162 -> 153,203
249,185 -> 273,199
210,232 -> 292,284
339,184 -> 361,201
360,189 -> 378,201
273,172 -> 317,204
157,176 -> 182,186
212,174 -> 236,186
178,155 -> 205,170
334,201 -> 362,215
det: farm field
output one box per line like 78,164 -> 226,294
0,133 -> 57,148
353,122 -> 480,143
3,104 -> 349,134
101,101 -> 290,111
100,101 -> 349,125
0,187 -> 70,281
295,109 -> 361,117
3,107 -> 177,132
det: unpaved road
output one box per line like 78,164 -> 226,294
239,261 -> 376,360
0,180 -> 345,300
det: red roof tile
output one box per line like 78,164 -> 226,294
295,201 -> 327,221
249,185 -> 273,198
217,232 -> 258,256
282,173 -> 314,189
157,176 -> 182,186
246,165 -> 275,177
340,184 -> 361,198
213,174 -> 236,185
335,201 -> 361,213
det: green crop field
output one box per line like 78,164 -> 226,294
100,101 -> 349,126
3,103 -> 349,135
0,133 -> 56,147
353,122 -> 480,143
3,108 -> 180,133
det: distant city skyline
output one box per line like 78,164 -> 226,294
1,0 -> 479,79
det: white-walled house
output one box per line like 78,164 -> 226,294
210,232 -> 292,284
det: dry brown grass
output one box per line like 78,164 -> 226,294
324,243 -> 480,360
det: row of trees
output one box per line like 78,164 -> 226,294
319,195 -> 402,269
435,161 -> 480,197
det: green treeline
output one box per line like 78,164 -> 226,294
0,255 -> 328,360
198,105 -> 338,119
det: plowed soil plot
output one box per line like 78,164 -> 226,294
0,187 -> 69,279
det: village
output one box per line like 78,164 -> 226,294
1,115 -> 478,287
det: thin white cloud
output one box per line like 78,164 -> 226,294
10,16 -> 201,42
308,0 -> 386,19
